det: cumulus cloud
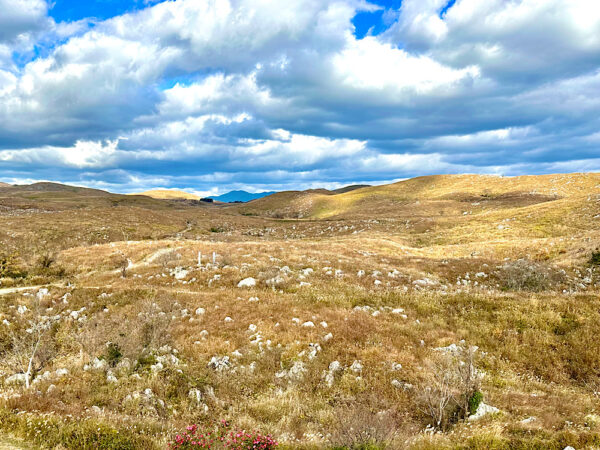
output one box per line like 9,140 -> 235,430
0,0 -> 599,194
0,0 -> 49,43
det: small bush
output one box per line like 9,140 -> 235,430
104,342 -> 123,367
468,390 -> 483,416
0,253 -> 27,278
37,254 -> 55,269
328,405 -> 397,450
589,249 -> 600,267
135,353 -> 157,372
495,259 -> 563,292
417,345 -> 482,429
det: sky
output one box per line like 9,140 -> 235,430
0,0 -> 599,196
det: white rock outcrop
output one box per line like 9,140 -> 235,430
468,402 -> 500,421
237,277 -> 256,288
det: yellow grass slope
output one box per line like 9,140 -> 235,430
235,172 -> 600,219
131,189 -> 201,200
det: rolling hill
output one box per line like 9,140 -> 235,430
231,173 -> 600,219
131,189 -> 201,200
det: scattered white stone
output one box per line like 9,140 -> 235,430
5,373 -> 27,385
350,360 -> 363,373
55,368 -> 69,378
237,277 -> 257,288
248,324 -> 257,333
171,267 -> 189,280
521,416 -> 536,424
150,361 -> 164,372
84,358 -> 107,371
434,343 -> 462,355
208,356 -> 231,372
391,362 -> 402,371
224,316 -> 233,323
17,305 -> 28,315
188,388 -> 203,404
195,307 -> 206,315
248,296 -> 260,302
106,371 -> 118,383
266,275 -> 285,286
391,379 -> 413,390
329,360 -> 342,373
469,402 -> 500,421
320,321 -> 328,328
374,280 -> 382,286
276,361 -> 306,381
291,317 -> 301,325
307,343 -> 322,360
322,333 -> 333,342
412,278 -> 437,287
36,288 -> 49,300
302,321 -> 315,328
357,270 -> 365,277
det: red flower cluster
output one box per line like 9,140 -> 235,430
168,420 -> 278,449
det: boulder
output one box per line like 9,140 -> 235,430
237,277 -> 256,288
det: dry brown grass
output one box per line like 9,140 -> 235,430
0,173 -> 599,449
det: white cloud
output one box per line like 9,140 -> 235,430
1,0 -> 600,192
0,0 -> 49,43
332,36 -> 480,95
0,139 -> 120,168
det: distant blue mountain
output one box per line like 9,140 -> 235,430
210,190 -> 277,203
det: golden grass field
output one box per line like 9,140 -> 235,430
0,173 -> 599,449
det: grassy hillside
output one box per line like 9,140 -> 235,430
131,189 -> 201,200
0,173 -> 599,449
235,173 -> 600,219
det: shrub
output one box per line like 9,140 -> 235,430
168,421 -> 278,449
417,345 -> 482,429
328,404 -> 397,450
37,254 -> 55,270
468,390 -> 483,416
494,259 -> 563,292
0,253 -> 27,278
135,353 -> 157,372
589,249 -> 600,267
104,342 -> 123,367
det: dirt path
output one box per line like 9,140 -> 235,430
0,283 -> 63,297
0,285 -> 44,296
110,246 -> 183,275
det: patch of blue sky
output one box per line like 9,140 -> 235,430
156,71 -> 219,91
439,0 -> 456,18
352,0 -> 402,39
48,0 -> 164,23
